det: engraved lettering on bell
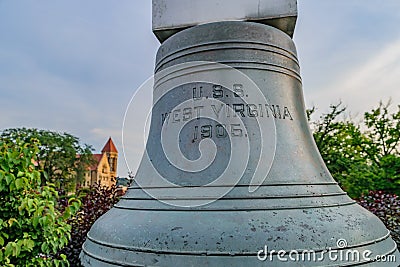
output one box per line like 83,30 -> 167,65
136,61 -> 276,203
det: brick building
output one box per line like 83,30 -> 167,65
82,137 -> 118,188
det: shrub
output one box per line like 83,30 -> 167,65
0,138 -> 80,266
58,183 -> 120,266
357,191 -> 400,247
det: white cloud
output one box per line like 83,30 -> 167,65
306,38 -> 400,117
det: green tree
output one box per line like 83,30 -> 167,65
0,138 -> 80,266
0,128 -> 94,192
363,101 -> 400,190
309,101 -> 400,197
311,103 -> 361,174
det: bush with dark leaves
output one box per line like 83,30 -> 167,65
357,191 -> 400,247
58,183 -> 120,266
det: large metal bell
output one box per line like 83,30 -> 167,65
81,21 -> 399,266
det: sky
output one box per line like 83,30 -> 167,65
1,1 -> 399,177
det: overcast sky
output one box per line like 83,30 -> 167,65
1,1 -> 399,177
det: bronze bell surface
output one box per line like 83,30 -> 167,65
80,17 -> 399,267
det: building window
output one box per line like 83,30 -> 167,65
109,158 -> 115,172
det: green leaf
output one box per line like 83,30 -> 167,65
60,254 -> 67,261
8,218 -> 18,227
4,243 -> 12,257
27,199 -> 34,209
15,178 -> 23,189
41,242 -> 48,253
32,216 -> 39,228
25,239 -> 35,251
5,174 -> 13,185
2,163 -> 10,173
62,208 -> 70,221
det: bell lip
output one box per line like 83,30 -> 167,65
80,205 -> 400,266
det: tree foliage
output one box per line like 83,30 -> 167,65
0,138 -> 80,266
0,128 -> 94,192
309,101 -> 400,197
363,101 -> 400,188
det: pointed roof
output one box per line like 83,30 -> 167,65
101,137 -> 118,153
89,154 -> 104,171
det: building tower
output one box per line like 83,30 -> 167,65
101,137 -> 118,181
